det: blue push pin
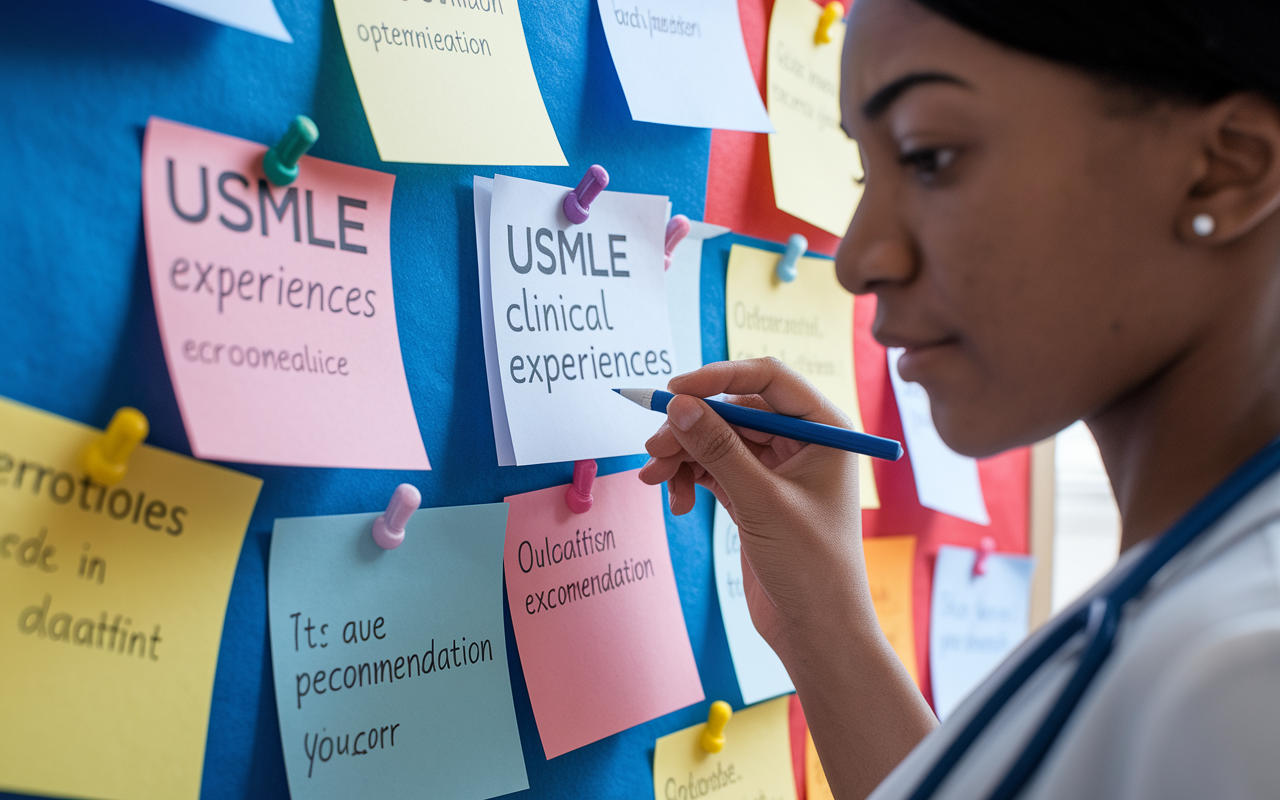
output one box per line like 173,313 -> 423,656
776,233 -> 808,282
263,115 -> 319,187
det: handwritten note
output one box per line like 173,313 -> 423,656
504,469 -> 702,757
766,0 -> 863,236
0,397 -> 261,800
865,535 -> 919,685
268,503 -> 527,800
888,349 -> 989,525
596,0 -> 773,132
652,695 -> 797,800
148,0 -> 292,42
142,118 -> 429,470
713,502 -> 794,705
667,220 -> 729,377
725,243 -> 878,508
930,545 -> 1033,720
478,174 -> 676,466
331,0 -> 564,165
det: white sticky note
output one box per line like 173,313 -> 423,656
929,545 -> 1033,720
596,0 -> 773,133
474,177 -> 516,466
479,174 -> 675,466
666,220 -> 729,377
713,503 -> 794,705
148,0 -> 291,42
887,348 -> 989,525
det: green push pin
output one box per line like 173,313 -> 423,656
262,115 -> 318,186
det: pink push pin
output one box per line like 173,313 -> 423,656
563,165 -> 609,224
565,459 -> 598,513
372,483 -> 421,550
972,535 -> 998,576
664,214 -> 691,271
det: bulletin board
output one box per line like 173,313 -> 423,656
0,1 -> 1028,799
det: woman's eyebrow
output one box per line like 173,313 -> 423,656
861,71 -> 971,120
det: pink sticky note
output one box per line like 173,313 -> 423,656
504,469 -> 703,757
141,117 -> 429,469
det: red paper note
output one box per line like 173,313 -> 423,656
504,470 -> 703,758
141,117 -> 429,469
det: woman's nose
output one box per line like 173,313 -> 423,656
835,191 -> 917,294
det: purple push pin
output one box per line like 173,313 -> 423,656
563,165 -> 609,224
664,214 -> 691,271
564,459 -> 598,514
372,483 -> 421,550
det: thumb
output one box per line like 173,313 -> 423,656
665,395 -> 772,497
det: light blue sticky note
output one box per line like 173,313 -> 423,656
268,504 -> 528,800
929,545 -> 1034,721
713,502 -> 794,705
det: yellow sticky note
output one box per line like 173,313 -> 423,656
725,243 -> 879,508
805,728 -> 836,800
0,397 -> 261,800
864,535 -> 918,684
331,0 -> 566,165
766,0 -> 864,236
653,696 -> 797,800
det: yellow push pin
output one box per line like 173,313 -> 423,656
815,1 -> 845,44
83,407 -> 149,486
700,700 -> 733,753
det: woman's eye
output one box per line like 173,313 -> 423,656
898,147 -> 957,182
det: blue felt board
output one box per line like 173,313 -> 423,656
0,1 -> 802,797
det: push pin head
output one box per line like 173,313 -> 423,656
263,115 -> 319,187
563,165 -> 609,224
776,234 -> 808,283
815,2 -> 844,44
83,407 -> 149,487
973,535 -> 998,577
372,483 -> 421,550
565,459 -> 598,514
700,700 -> 733,753
664,214 -> 691,271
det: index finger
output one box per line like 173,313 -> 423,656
667,358 -> 851,428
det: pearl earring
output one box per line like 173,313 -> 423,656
1192,213 -> 1216,237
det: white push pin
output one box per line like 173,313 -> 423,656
372,484 -> 421,550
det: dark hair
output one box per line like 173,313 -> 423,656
912,1 -> 1280,106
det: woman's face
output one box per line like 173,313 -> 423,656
837,0 -> 1217,456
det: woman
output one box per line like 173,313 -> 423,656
639,2 -> 1280,798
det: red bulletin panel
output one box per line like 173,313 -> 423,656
706,0 -> 845,256
855,295 -> 1031,705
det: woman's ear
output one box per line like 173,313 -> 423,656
1181,93 -> 1280,243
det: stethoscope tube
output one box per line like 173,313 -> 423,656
905,434 -> 1280,800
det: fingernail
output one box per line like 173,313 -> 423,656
668,396 -> 703,431
642,456 -> 656,471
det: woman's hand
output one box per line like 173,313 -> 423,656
637,358 -> 871,654
641,358 -> 936,799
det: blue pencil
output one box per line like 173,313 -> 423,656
616,388 -> 904,461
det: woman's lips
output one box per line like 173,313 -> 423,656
893,339 -> 958,383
